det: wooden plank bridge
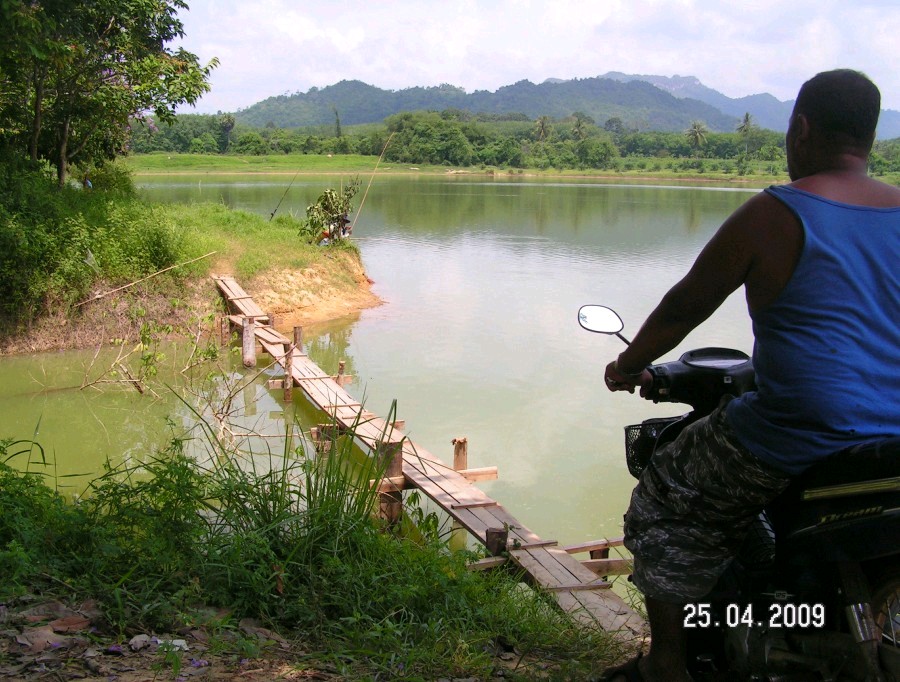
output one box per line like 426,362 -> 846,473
214,275 -> 645,638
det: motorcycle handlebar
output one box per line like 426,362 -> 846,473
642,348 -> 756,413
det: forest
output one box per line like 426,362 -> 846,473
129,108 -> 900,176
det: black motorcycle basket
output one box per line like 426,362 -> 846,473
624,416 -> 685,478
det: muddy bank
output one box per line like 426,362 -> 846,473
0,251 -> 382,356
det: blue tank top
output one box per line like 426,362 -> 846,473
726,184 -> 900,475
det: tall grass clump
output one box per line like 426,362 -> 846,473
0,153 -> 200,331
0,421 -> 626,678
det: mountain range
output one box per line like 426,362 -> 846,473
235,73 -> 900,139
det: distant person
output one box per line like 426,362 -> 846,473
599,69 -> 900,681
82,174 -> 92,190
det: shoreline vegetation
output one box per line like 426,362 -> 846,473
126,150 -> 791,185
1,154 -> 635,679
0,156 -> 381,356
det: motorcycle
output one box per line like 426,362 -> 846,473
578,304 -> 900,681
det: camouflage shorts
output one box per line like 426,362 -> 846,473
623,397 -> 791,603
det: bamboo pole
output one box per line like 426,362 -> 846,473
75,251 -> 217,307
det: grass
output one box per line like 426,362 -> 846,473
0,155 -> 366,337
155,201 -> 327,280
127,151 -> 900,188
124,151 -> 786,182
126,152 -> 416,174
0,404 -> 630,679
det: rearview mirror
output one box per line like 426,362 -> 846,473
578,305 -> 624,335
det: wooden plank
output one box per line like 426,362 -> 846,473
516,540 -> 559,550
459,466 -> 498,483
563,538 -> 625,555
467,556 -> 509,571
451,500 -> 499,510
547,582 -> 611,592
545,546 -> 608,584
508,548 -> 566,588
582,558 -> 632,576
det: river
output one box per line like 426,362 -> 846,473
1,173 -> 762,545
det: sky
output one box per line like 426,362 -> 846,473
175,0 -> 900,115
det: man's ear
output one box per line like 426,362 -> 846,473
793,113 -> 811,141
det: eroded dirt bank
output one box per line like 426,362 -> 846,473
0,251 -> 382,356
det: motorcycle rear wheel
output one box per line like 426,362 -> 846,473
870,564 -> 900,678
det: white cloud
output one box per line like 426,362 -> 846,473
175,0 -> 900,114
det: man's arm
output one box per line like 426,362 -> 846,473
608,193 -> 777,384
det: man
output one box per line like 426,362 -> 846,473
600,69 -> 900,681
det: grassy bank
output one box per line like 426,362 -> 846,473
126,151 -> 900,187
126,150 -> 790,183
0,155 -> 374,354
0,424 -> 629,680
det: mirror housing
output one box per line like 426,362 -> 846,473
578,305 -> 625,335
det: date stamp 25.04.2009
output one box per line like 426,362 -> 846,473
684,602 -> 826,629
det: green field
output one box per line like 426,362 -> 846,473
126,151 -> 794,184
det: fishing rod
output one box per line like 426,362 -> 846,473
269,166 -> 303,221
351,132 -> 395,231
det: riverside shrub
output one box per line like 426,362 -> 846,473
0,155 -> 191,330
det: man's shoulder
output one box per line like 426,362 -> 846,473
788,174 -> 900,208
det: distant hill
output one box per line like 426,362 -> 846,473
236,77 -> 738,132
236,74 -> 900,139
599,72 -> 900,139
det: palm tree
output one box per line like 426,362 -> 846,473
684,120 -> 708,155
534,116 -> 552,142
571,111 -> 593,141
736,112 -> 755,136
736,112 -> 756,155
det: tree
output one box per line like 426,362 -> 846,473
604,117 -> 627,137
534,116 -> 552,142
218,114 -> 235,152
300,178 -> 360,243
0,0 -> 218,184
684,120 -> 708,155
576,137 -> 617,169
736,112 -> 756,136
571,112 -> 594,141
332,106 -> 342,138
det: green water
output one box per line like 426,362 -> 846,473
1,174 -> 761,544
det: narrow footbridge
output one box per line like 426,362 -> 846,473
214,275 -> 645,638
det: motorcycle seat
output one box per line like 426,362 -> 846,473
771,437 -> 900,562
793,436 -> 900,489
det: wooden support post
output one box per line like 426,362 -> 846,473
332,361 -> 354,387
283,344 -> 294,402
590,546 -> 611,561
485,527 -> 508,556
376,441 -> 403,526
218,315 -> 229,346
452,437 -> 468,471
293,326 -> 303,353
268,312 -> 276,330
241,317 -> 256,368
312,423 -> 341,453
